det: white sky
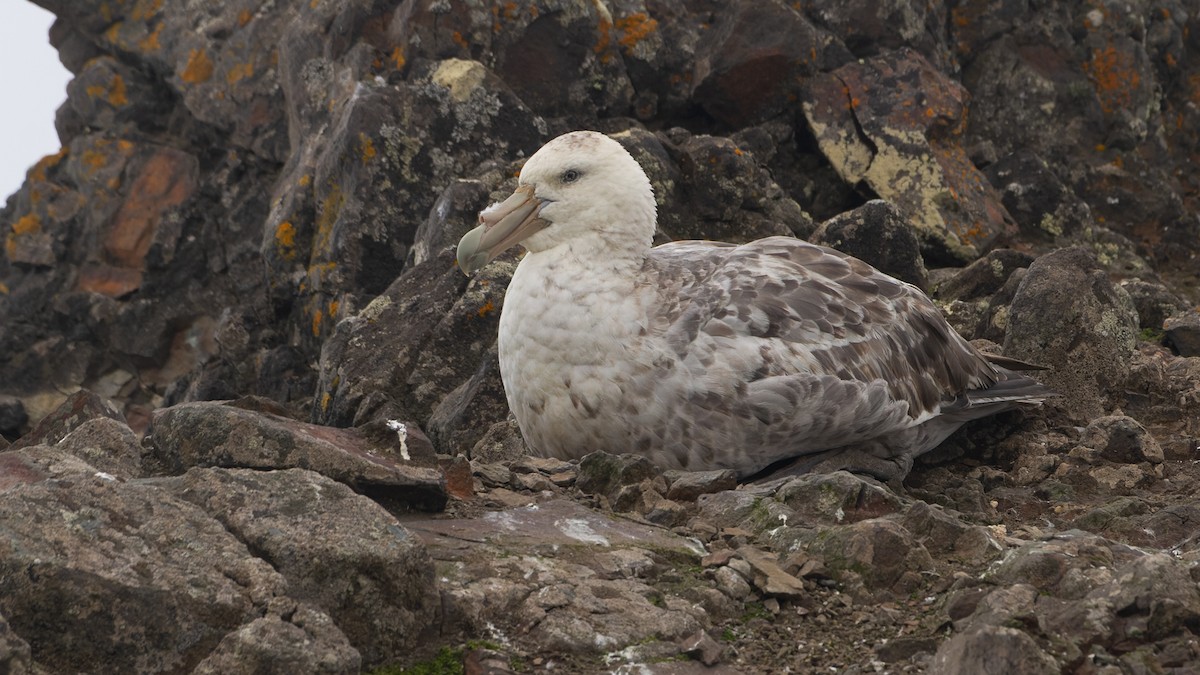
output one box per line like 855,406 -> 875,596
1,3 -> 72,203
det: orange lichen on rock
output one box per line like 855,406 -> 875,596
29,149 -> 67,183
130,0 -> 163,22
238,9 -> 253,26
594,17 -> 615,63
452,31 -> 469,49
615,13 -> 658,53
390,46 -> 406,70
181,48 -> 214,84
227,61 -> 254,85
140,23 -> 162,52
11,214 -> 41,236
477,300 -> 495,318
358,133 -> 377,164
275,220 -> 298,260
1084,42 -> 1140,114
87,73 -> 129,106
315,184 -> 345,252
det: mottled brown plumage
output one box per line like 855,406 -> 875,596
456,131 -> 1052,480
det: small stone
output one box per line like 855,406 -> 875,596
736,547 -> 807,599
713,566 -> 753,600
576,451 -> 660,499
665,469 -> 738,501
441,455 -> 474,501
513,472 -> 553,492
484,487 -> 535,509
762,598 -> 780,614
1078,415 -> 1164,464
679,629 -> 724,666
512,455 -> 573,474
472,461 -> 513,488
548,470 -> 576,487
645,498 -> 689,527
702,549 -> 736,567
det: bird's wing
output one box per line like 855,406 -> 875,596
646,236 -> 1021,425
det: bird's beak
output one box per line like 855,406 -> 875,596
456,184 -> 548,276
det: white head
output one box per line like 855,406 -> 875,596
456,131 -> 658,275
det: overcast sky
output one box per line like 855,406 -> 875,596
1,3 -> 72,203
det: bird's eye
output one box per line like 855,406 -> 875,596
561,169 -> 581,184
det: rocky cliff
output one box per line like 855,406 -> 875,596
2,0 -> 1200,673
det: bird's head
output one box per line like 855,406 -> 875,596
456,130 -> 657,275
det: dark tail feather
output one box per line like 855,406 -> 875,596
942,369 -> 1056,420
983,353 -> 1051,371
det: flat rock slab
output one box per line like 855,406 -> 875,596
148,401 -> 446,510
404,499 -> 710,658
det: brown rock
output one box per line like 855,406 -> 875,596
665,469 -> 738,501
931,626 -> 1058,675
148,401 -> 447,511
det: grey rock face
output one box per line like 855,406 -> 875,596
1004,247 -> 1139,420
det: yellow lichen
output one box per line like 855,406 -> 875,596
312,308 -> 323,336
237,9 -> 253,26
390,46 -> 406,70
139,23 -> 162,51
275,220 -> 297,260
477,299 -> 495,317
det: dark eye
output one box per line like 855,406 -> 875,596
561,169 -> 582,184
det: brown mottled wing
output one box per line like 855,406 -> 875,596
647,236 -> 1002,423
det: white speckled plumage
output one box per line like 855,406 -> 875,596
457,130 -> 1051,480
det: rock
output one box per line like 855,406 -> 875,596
9,389 -> 125,451
406,499 -> 705,657
665,469 -> 738,501
163,468 -> 438,667
1003,247 -> 1138,420
469,418 -> 528,464
576,451 -> 662,504
1120,280 -> 1189,333
774,471 -> 906,525
930,626 -> 1059,675
1164,310 -> 1200,357
810,200 -> 929,289
148,401 -> 447,511
1078,415 -> 1164,465
807,519 -> 935,596
51,416 -> 144,478
191,609 -> 360,675
901,501 -> 1002,566
0,612 -> 31,675
804,48 -> 1013,264
679,629 -> 724,666
0,396 -> 27,440
668,133 -> 815,242
735,547 -> 807,599
0,469 -> 327,672
691,1 -> 846,127
982,149 -> 1091,242
933,249 -> 1035,303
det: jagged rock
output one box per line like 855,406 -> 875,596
1078,415 -> 1164,465
774,471 -> 906,526
901,501 -> 1002,566
162,467 -> 438,667
575,451 -> 662,506
469,418 -> 528,464
0,465 -> 337,672
407,499 -> 706,657
1120,280 -> 1189,332
982,149 -> 1091,242
0,395 -> 27,440
930,626 -> 1058,675
804,48 -> 1013,264
1004,247 -> 1138,420
191,609 -> 360,675
1164,310 -> 1200,357
148,400 -> 447,510
9,389 -> 125,451
691,0 -> 846,127
804,519 -> 935,596
664,469 -> 738,501
933,249 -> 1035,303
810,200 -> 929,289
0,612 -> 31,675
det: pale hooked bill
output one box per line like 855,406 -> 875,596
456,130 -> 1052,481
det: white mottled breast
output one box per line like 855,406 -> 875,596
498,248 -> 658,460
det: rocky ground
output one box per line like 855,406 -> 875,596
3,0 -> 1200,673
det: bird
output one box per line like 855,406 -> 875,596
456,130 -> 1052,481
